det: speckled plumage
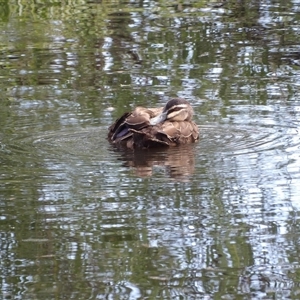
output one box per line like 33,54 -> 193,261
108,98 -> 199,149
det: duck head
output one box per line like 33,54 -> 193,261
150,98 -> 194,125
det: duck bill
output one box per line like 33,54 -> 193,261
149,111 -> 167,125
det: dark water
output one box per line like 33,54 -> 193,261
1,0 -> 300,299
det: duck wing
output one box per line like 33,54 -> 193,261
108,112 -> 131,141
108,107 -> 163,142
129,121 -> 199,148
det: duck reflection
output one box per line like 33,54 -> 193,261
114,143 -> 197,179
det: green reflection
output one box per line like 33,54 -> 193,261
0,1 -> 9,23
1,0 -> 300,299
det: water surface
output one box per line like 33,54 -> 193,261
1,0 -> 300,299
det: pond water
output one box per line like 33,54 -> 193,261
1,0 -> 300,299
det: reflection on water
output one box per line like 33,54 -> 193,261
1,0 -> 300,299
2,118 -> 300,298
115,144 -> 197,179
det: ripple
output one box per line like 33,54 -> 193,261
7,123 -> 300,185
31,127 -> 107,157
199,123 -> 300,155
13,122 -> 300,163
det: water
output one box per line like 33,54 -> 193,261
1,0 -> 300,299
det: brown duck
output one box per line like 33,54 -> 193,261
108,98 -> 199,149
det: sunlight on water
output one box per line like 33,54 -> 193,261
1,0 -> 300,299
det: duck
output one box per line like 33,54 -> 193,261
107,98 -> 199,149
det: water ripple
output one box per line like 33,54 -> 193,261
199,123 -> 300,156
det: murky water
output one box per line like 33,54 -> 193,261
1,0 -> 300,299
